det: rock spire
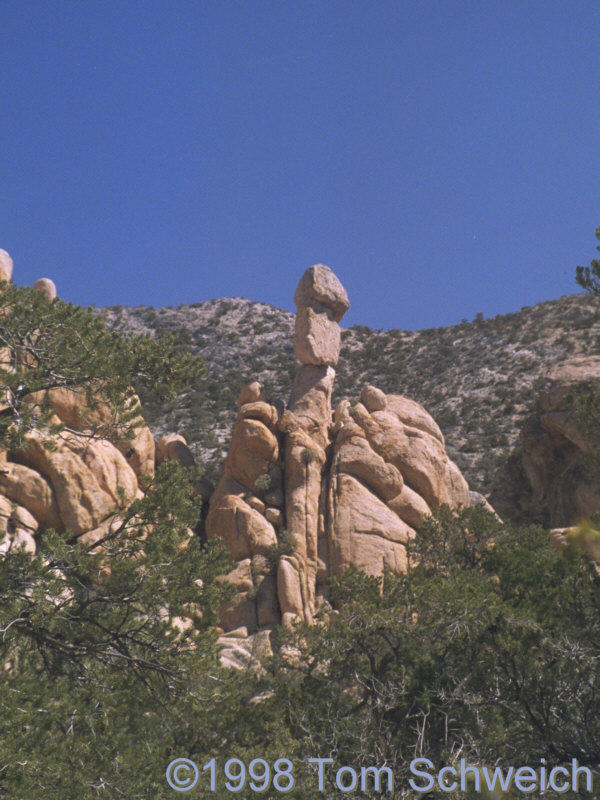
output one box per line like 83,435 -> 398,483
207,264 -> 472,640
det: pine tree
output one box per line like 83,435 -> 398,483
268,507 -> 600,799
0,281 -> 250,798
0,279 -> 203,451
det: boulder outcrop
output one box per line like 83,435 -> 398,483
0,252 -> 473,649
0,249 -> 13,282
0,254 -> 159,555
490,356 -> 600,527
325,387 -> 469,587
206,385 -> 282,633
208,264 -> 472,634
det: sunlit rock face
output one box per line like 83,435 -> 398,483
205,381 -> 282,634
208,264 -> 472,635
0,251 -> 474,664
0,252 -> 158,555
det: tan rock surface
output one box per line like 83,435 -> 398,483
287,365 -> 335,447
0,498 -> 39,555
352,404 -> 448,508
443,459 -> 471,507
17,432 -> 137,536
360,384 -> 387,412
277,556 -> 304,621
0,495 -> 13,520
220,559 -> 253,592
207,382 -> 282,631
388,484 -> 432,528
265,506 -> 283,527
25,387 -> 155,480
64,434 -> 139,506
237,381 -> 265,408
294,306 -> 342,366
335,433 -> 404,502
293,263 -> 350,322
11,504 -> 40,533
328,473 -> 414,576
0,462 -> 61,529
228,419 -> 279,489
238,400 -> 280,429
206,495 -> 277,560
385,395 -> 445,445
247,495 -> 266,514
156,434 -> 195,467
77,514 -> 123,548
0,529 -> 36,555
32,278 -> 57,300
219,591 -> 258,634
346,531 -> 409,575
156,433 -> 188,463
293,264 -> 350,366
0,249 -> 13,282
490,356 -> 600,527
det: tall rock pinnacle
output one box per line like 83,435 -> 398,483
278,265 -> 350,625
207,262 -> 472,651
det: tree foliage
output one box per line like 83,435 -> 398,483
0,281 -> 204,451
570,227 -> 600,476
0,461 -> 238,798
268,507 -> 600,798
0,284 -> 259,798
576,227 -> 600,296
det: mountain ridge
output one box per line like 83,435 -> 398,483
102,290 -> 600,494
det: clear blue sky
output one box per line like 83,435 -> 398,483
1,1 -> 598,330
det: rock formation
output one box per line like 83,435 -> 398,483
326,388 -> 469,583
0,249 -> 13,282
205,381 -> 282,634
207,264 -> 471,636
0,253 -> 176,556
490,356 -> 600,527
0,252 -> 473,651
278,265 -> 350,625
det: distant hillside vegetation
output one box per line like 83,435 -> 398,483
102,292 -> 600,494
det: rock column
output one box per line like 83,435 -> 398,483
206,382 -> 283,633
277,265 -> 349,625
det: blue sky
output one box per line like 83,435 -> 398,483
1,1 -> 598,330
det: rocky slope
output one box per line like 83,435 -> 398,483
102,292 -> 600,495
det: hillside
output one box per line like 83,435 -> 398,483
102,291 -> 600,494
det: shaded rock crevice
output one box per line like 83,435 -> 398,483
490,356 -> 600,527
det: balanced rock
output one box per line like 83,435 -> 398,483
278,267 -> 350,624
293,264 -> 350,366
208,267 -> 473,639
